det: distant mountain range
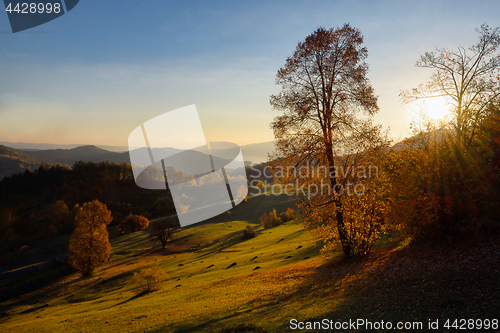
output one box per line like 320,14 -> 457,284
20,145 -> 132,165
0,141 -> 276,180
0,141 -> 128,152
0,145 -> 68,180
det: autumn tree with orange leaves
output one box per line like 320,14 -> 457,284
389,25 -> 500,241
68,200 -> 112,275
270,24 -> 389,258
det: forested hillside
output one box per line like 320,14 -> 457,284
0,146 -> 63,180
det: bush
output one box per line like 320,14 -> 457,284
260,209 -> 281,229
241,225 -> 256,239
117,213 -> 149,235
387,122 -> 500,243
236,184 -> 248,202
131,265 -> 166,292
279,208 -> 295,222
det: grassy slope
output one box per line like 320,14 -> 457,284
1,189 -> 499,333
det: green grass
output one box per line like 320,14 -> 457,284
1,189 -> 499,332
1,191 -> 320,332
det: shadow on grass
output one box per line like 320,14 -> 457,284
192,228 -> 260,260
218,324 -> 268,333
19,303 -> 48,314
112,290 -> 151,307
147,250 -> 396,333
149,320 -> 268,333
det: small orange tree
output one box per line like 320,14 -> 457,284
68,200 -> 112,275
260,209 -> 281,229
117,213 -> 149,234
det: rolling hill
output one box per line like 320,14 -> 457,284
4,140 -> 276,165
0,145 -> 65,180
0,140 -> 277,182
1,189 -> 498,332
20,145 -> 131,165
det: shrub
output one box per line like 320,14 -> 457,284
117,213 -> 149,235
260,209 -> 281,229
387,120 -> 500,243
241,225 -> 256,239
236,184 -> 248,202
131,265 -> 166,292
279,208 -> 295,222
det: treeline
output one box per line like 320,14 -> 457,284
0,161 -> 175,266
387,104 -> 500,243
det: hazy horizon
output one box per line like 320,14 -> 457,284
0,138 -> 277,152
1,1 -> 499,148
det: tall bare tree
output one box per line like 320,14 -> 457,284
401,24 -> 500,147
270,24 -> 384,257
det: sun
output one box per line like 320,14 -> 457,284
422,96 -> 451,120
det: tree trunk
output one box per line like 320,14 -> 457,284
325,141 -> 352,258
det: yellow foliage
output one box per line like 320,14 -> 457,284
68,200 -> 112,275
131,265 -> 167,292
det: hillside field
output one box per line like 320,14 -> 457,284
0,189 -> 499,332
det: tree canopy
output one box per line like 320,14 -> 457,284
401,24 -> 500,146
270,24 -> 387,257
68,200 -> 112,275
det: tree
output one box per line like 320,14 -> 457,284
260,209 -> 281,229
149,218 -> 176,249
131,265 -> 166,292
117,213 -> 149,235
393,25 -> 500,242
68,200 -> 112,275
270,24 -> 385,257
401,24 -> 500,147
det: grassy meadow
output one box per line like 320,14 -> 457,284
0,188 -> 499,333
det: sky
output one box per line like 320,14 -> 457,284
0,0 -> 499,149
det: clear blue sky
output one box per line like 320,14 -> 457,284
0,0 -> 499,147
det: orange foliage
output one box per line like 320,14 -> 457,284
117,213 -> 149,235
68,200 -> 112,275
